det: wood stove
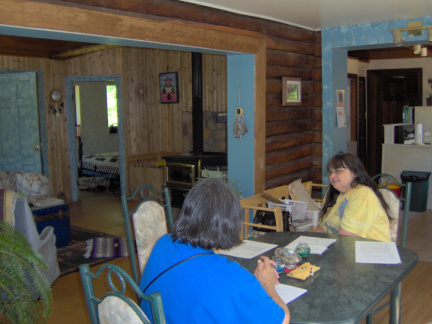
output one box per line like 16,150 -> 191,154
163,153 -> 227,207
163,52 -> 227,207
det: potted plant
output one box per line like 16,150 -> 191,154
0,221 -> 53,324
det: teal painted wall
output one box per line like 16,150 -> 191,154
227,54 -> 255,199
322,16 -> 432,181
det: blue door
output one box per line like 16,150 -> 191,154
0,72 -> 41,172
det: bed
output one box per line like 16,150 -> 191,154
78,137 -> 120,191
80,152 -> 120,176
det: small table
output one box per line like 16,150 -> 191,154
227,232 -> 418,324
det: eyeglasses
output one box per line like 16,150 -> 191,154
328,168 -> 346,176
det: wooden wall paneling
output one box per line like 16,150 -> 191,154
266,133 -> 314,152
202,54 -> 227,112
266,144 -> 311,165
265,156 -> 312,180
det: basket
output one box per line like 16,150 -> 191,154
267,200 -> 307,221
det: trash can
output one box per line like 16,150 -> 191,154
400,171 -> 431,212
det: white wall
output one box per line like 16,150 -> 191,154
347,58 -> 369,77
77,81 -> 118,156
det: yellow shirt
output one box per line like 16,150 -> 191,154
320,185 -> 391,242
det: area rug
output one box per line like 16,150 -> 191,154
57,226 -> 125,277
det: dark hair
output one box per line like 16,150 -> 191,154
320,153 -> 390,221
171,178 -> 243,250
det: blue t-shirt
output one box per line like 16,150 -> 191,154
139,234 -> 285,324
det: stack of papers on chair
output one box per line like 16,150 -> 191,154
284,236 -> 336,255
292,219 -> 314,232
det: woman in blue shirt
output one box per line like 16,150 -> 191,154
139,178 -> 290,324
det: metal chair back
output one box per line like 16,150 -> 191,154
373,173 -> 412,247
79,263 -> 166,324
367,173 -> 412,324
121,185 -> 174,284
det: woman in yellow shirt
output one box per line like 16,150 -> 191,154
315,153 -> 391,242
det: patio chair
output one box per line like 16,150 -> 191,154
366,173 -> 412,323
79,263 -> 166,324
121,185 -> 173,284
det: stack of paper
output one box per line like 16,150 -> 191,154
219,240 -> 278,259
355,241 -> 401,264
275,284 -> 307,304
284,236 -> 337,255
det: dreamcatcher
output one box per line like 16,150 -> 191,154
233,84 -> 248,139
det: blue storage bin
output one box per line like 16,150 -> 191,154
32,204 -> 71,248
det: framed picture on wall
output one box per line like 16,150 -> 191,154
159,72 -> 179,103
282,77 -> 302,105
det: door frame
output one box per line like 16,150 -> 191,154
66,75 -> 124,201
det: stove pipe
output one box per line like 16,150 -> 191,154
192,52 -> 203,155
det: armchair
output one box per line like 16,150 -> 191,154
2,189 -> 60,283
79,263 -> 166,324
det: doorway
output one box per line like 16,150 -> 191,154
366,68 -> 422,176
66,75 -> 124,202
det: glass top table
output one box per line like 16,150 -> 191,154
226,231 -> 418,324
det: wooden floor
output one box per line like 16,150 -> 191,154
47,194 -> 432,324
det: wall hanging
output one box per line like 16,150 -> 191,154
282,77 -> 302,105
48,89 -> 64,116
233,84 -> 248,139
159,72 -> 179,103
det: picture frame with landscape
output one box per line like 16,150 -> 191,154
282,77 -> 302,105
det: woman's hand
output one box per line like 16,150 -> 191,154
254,255 -> 279,288
254,255 -> 290,324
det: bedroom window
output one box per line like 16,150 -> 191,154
107,85 -> 118,133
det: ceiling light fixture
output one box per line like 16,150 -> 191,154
413,44 -> 421,54
421,46 -> 428,57
391,21 -> 432,47
392,29 -> 404,46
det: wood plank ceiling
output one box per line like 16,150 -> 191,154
0,35 -> 115,60
1,34 -> 430,61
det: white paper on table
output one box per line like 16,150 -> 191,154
355,241 -> 401,264
219,240 -> 278,259
284,236 -> 337,255
275,284 -> 307,304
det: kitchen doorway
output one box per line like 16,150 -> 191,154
366,68 -> 422,176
